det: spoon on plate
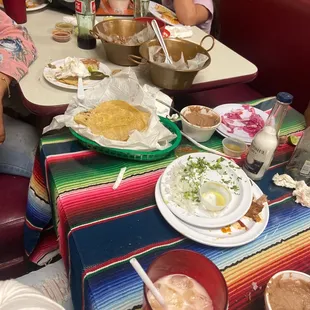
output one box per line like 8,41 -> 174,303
77,76 -> 85,102
151,19 -> 173,65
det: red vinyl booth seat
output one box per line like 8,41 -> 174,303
0,174 -> 30,279
219,0 -> 310,113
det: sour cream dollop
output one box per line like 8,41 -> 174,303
54,57 -> 90,79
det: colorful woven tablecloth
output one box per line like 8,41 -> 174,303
24,97 -> 309,310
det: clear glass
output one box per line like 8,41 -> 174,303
77,13 -> 95,37
76,0 -> 96,49
134,0 -> 150,17
142,250 -> 228,310
285,127 -> 310,184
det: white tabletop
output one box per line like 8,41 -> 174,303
20,9 -> 257,109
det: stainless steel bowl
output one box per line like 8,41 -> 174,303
92,19 -> 148,66
129,35 -> 214,90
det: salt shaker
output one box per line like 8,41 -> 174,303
285,127 -> 310,185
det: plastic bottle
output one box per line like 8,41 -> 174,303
285,127 -> 310,185
243,92 -> 293,180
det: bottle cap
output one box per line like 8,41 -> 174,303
277,92 -> 293,104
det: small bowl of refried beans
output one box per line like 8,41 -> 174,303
180,105 -> 221,142
265,270 -> 310,310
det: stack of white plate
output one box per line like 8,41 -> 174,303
213,104 -> 269,144
155,153 -> 269,248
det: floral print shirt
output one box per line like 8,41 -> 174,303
0,11 -> 37,82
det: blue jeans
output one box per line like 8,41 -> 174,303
0,114 -> 39,178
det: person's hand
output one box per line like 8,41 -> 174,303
0,73 -> 12,144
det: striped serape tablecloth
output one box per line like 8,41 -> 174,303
24,97 -> 309,309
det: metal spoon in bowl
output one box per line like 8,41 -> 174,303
151,19 -> 173,65
156,98 -> 190,122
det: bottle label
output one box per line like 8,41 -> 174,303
244,141 -> 273,175
244,157 -> 264,175
91,1 -> 96,13
75,0 -> 83,13
300,160 -> 310,176
75,0 -> 96,14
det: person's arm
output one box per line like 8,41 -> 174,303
305,103 -> 310,128
0,11 -> 37,81
173,0 -> 211,26
0,72 -> 11,143
0,11 -> 37,143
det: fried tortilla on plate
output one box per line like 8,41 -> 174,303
58,76 -> 79,86
57,58 -> 100,86
74,100 -> 150,141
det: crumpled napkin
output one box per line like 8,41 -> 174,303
43,69 -> 176,151
97,22 -> 155,46
148,46 -> 209,71
165,25 -> 193,38
272,173 -> 310,207
272,173 -> 296,189
293,181 -> 310,207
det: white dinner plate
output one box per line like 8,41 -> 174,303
43,59 -> 111,90
156,177 -> 269,247
213,104 -> 269,144
26,2 -> 48,11
0,1 -> 48,11
160,153 -> 253,228
148,1 -> 181,26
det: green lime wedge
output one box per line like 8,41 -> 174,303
288,135 -> 300,146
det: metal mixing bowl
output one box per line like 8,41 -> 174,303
129,35 -> 214,90
92,19 -> 148,66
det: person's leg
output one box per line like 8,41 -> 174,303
16,260 -> 73,310
0,114 -> 39,178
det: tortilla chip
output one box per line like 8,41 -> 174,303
162,12 -> 179,25
58,76 -> 78,86
244,194 -> 268,222
74,100 -> 150,141
81,58 -> 99,72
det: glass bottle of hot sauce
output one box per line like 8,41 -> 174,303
243,92 -> 293,181
75,0 -> 97,50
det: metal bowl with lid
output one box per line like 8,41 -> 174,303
129,35 -> 214,90
91,19 -> 149,66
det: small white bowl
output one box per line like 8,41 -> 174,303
222,137 -> 247,158
199,182 -> 231,212
264,270 -> 310,310
181,105 -> 221,142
